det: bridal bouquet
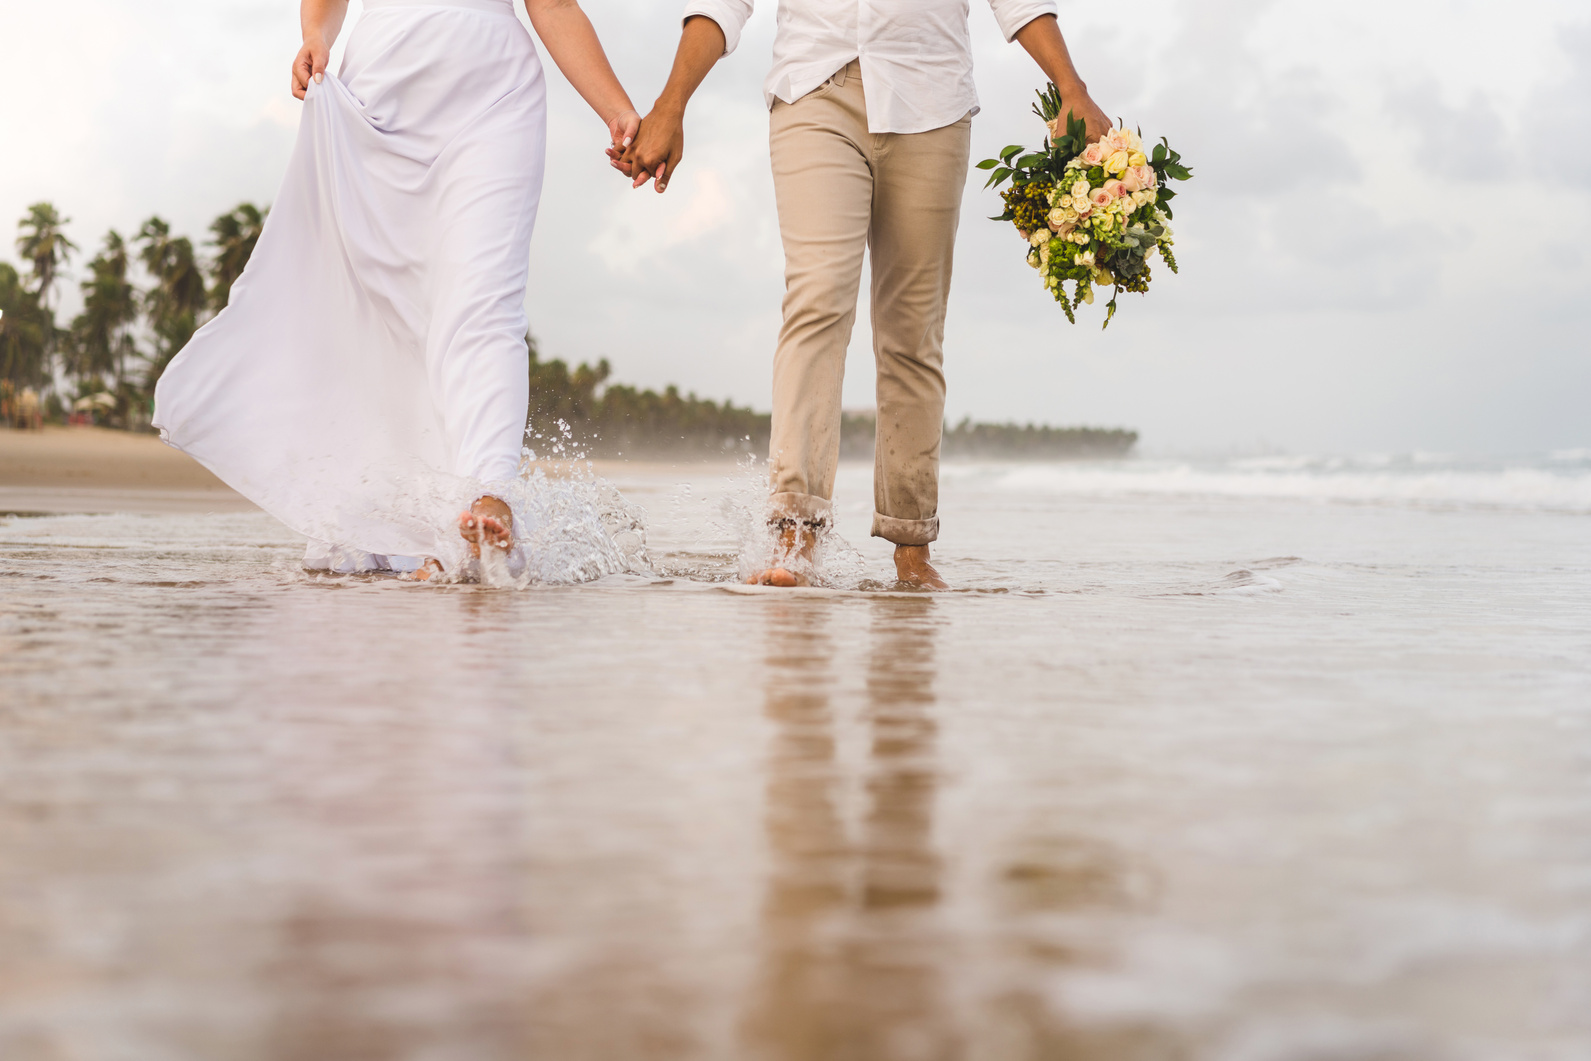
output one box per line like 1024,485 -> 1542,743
978,85 -> 1192,329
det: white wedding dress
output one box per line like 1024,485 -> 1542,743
154,0 -> 545,574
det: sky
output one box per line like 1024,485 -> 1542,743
1,0 -> 1586,455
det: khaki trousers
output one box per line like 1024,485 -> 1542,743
767,61 -> 971,547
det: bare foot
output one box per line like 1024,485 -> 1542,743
403,559 -> 444,582
894,544 -> 948,590
746,520 -> 816,587
459,495 -> 514,559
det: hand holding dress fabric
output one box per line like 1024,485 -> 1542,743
291,36 -> 329,99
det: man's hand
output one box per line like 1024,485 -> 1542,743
291,35 -> 330,100
1013,15 -> 1113,143
620,105 -> 685,193
1064,92 -> 1112,145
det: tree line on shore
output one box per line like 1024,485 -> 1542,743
1,200 -> 1136,459
0,201 -> 265,428
528,342 -> 1137,460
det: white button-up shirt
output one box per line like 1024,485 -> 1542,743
681,0 -> 1059,135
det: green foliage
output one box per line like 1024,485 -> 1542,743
67,231 -> 140,390
0,262 -> 52,387
977,92 -> 1090,191
15,202 -> 77,307
208,203 -> 267,310
137,216 -> 208,386
836,413 -> 1137,460
525,337 -> 769,459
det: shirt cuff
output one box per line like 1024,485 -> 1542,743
988,0 -> 1059,43
682,0 -> 751,57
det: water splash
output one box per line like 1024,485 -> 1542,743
655,457 -> 867,588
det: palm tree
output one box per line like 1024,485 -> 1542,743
68,231 -> 140,391
16,202 -> 77,308
137,217 -> 208,385
208,203 -> 267,310
0,262 -> 51,388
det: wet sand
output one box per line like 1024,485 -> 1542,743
2,455 -> 1590,1060
0,426 -> 251,514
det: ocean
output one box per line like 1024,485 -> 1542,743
2,452 -> 1588,1060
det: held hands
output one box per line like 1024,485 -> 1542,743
609,105 -> 686,193
291,35 -> 330,100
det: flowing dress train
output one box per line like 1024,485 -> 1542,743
154,0 -> 546,573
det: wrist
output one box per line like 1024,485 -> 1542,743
1051,77 -> 1089,101
650,93 -> 688,121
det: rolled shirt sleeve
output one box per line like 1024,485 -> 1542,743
682,0 -> 755,56
986,0 -> 1058,43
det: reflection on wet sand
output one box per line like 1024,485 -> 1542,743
742,597 -> 960,1061
260,592 -> 535,1060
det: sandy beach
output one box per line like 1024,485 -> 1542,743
0,425 -> 252,515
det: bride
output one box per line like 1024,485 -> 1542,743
154,0 -> 639,579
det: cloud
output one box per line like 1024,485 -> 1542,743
0,0 -> 1587,452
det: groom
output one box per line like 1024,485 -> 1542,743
619,0 -> 1108,588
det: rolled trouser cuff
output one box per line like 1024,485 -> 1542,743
871,512 -> 939,546
767,491 -> 833,527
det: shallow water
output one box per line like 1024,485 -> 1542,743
2,457 -> 1589,1060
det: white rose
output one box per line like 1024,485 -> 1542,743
1071,179 -> 1091,199
1078,250 -> 1096,267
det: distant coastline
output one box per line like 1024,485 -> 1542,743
528,343 -> 1137,462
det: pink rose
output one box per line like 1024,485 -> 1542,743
1102,179 -> 1127,199
1129,164 -> 1157,190
1088,186 -> 1114,208
1121,169 -> 1144,193
1105,131 -> 1131,154
1080,142 -> 1105,166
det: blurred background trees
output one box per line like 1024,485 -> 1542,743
0,201 -> 267,428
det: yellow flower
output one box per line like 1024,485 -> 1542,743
1105,150 -> 1130,175
1128,151 -> 1147,167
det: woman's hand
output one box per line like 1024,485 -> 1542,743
608,109 -> 641,154
291,34 -> 330,100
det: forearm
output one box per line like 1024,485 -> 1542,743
525,0 -> 635,125
652,16 -> 727,120
301,0 -> 349,48
1013,15 -> 1087,99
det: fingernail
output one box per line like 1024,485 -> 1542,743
623,136 -> 632,147
314,72 -> 323,83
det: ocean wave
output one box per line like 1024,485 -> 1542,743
942,460 -> 1591,513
